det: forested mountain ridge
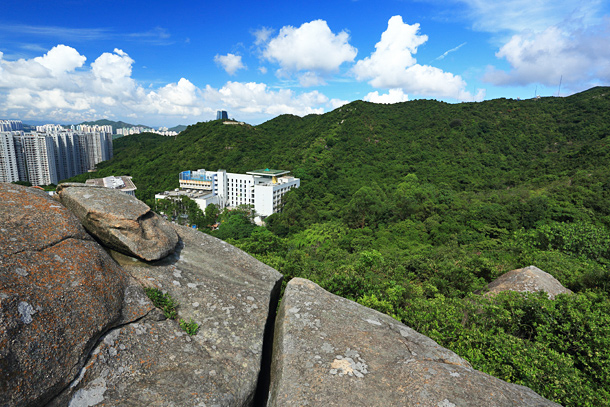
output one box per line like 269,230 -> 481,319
68,87 -> 610,406
85,86 -> 610,203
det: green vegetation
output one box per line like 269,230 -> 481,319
144,287 -> 178,319
70,87 -> 610,405
169,124 -> 187,133
179,318 -> 199,336
144,288 -> 199,336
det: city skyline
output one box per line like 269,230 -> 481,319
0,0 -> 609,126
0,120 -> 113,185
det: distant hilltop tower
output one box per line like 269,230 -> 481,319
216,110 -> 228,120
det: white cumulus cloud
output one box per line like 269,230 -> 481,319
204,81 -> 328,116
353,15 -> 482,101
0,44 -> 341,125
263,20 -> 357,73
0,45 -> 86,92
0,46 -> 207,122
34,44 -> 86,75
484,23 -> 610,89
364,89 -> 409,104
214,53 -> 246,76
90,48 -> 137,98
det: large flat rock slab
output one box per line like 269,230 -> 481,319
486,265 -> 572,299
268,278 -> 559,407
57,185 -> 179,261
0,183 -> 151,407
53,224 -> 283,406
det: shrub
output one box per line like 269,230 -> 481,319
145,288 -> 200,336
144,287 -> 178,319
180,318 -> 199,336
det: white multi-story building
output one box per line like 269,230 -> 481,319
36,125 -> 112,172
72,124 -> 113,134
253,172 -> 300,216
36,124 -> 65,133
78,132 -> 112,171
48,132 -> 82,180
0,120 -> 23,132
14,134 -> 58,186
115,126 -> 178,136
169,168 -> 300,217
0,132 -> 20,182
0,121 -> 114,186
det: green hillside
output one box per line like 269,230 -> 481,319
79,118 -> 147,130
169,124 -> 187,133
68,87 -> 610,405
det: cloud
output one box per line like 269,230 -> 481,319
33,44 -> 86,74
484,22 -> 610,89
353,15 -> 481,100
329,98 -> 350,110
364,89 -> 409,103
0,44 -> 336,125
0,24 -> 111,41
439,1 -> 610,91
435,42 -> 466,61
129,26 -> 171,40
214,53 -> 246,75
252,27 -> 274,46
203,81 -> 328,116
0,46 -> 204,121
143,78 -> 203,116
0,23 -> 174,46
298,72 -> 326,87
263,20 -> 357,73
90,48 -> 137,98
126,26 -> 173,45
454,0 -> 605,34
0,45 -> 86,91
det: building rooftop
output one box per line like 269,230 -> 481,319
86,176 -> 137,192
246,168 -> 291,177
156,189 -> 215,200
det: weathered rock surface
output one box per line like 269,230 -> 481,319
58,185 -> 179,261
51,224 -> 283,407
55,182 -> 101,193
268,277 -> 560,407
485,265 -> 572,299
0,183 -> 152,407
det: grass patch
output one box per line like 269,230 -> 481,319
144,287 -> 199,336
179,318 -> 199,336
144,287 -> 178,319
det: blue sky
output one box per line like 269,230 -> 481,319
0,0 -> 608,126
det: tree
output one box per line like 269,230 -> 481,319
202,203 -> 220,228
343,182 -> 387,229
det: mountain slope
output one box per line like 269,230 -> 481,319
82,87 -> 610,207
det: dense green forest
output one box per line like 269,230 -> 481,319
68,87 -> 610,405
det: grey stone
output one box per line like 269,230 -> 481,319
485,265 -> 572,299
0,183 -> 152,407
58,186 -> 179,261
267,278 -> 560,407
56,182 -> 101,194
51,224 -> 283,407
